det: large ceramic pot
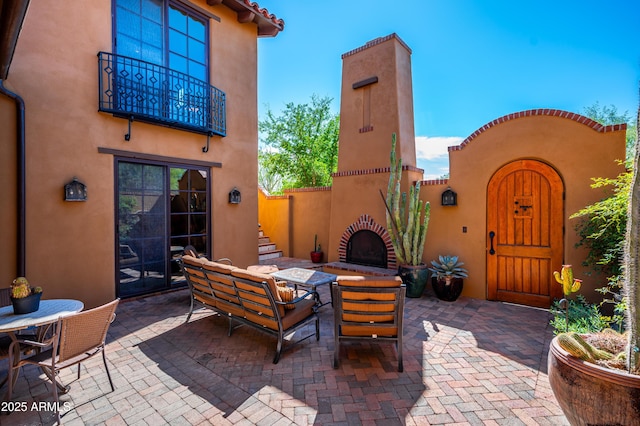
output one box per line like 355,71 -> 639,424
431,277 -> 463,301
548,335 -> 640,425
397,264 -> 429,298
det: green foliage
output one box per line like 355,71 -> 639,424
258,95 -> 339,192
566,169 -> 629,341
582,102 -> 636,162
550,295 -> 612,335
595,276 -> 626,331
570,168 -> 630,278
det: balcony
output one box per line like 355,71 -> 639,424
98,51 -> 226,137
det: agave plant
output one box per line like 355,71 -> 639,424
428,255 -> 468,284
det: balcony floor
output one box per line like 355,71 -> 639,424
2,280 -> 568,425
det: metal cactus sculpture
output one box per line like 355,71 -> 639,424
381,133 -> 430,266
553,265 -> 582,332
624,107 -> 640,374
554,265 -> 582,296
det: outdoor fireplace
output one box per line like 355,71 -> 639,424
346,230 -> 387,268
338,214 -> 396,269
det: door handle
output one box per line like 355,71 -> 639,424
489,231 -> 495,255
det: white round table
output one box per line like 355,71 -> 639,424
0,299 -> 84,333
0,299 -> 84,395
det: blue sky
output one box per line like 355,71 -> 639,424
256,1 -> 640,178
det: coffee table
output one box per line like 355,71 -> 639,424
271,267 -> 337,306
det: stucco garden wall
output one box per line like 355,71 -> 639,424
258,189 -> 291,256
287,188 -> 332,260
422,111 -> 626,301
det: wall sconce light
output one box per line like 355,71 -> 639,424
64,177 -> 87,201
228,187 -> 241,204
441,187 -> 457,206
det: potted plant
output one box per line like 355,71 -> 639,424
382,133 -> 431,298
10,276 -> 43,314
310,234 -> 323,263
547,134 -> 640,424
428,255 -> 468,301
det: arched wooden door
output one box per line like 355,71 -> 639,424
487,160 -> 564,308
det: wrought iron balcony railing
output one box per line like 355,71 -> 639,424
98,51 -> 226,137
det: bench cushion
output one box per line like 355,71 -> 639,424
231,269 -> 285,317
202,260 -> 237,274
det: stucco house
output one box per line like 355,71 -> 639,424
259,34 -> 627,308
0,0 -> 283,308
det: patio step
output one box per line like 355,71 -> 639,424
259,250 -> 283,261
258,227 -> 283,261
258,236 -> 271,244
259,242 -> 277,253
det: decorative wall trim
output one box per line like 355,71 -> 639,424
342,33 -> 412,58
338,214 -> 396,269
97,147 -> 222,168
332,165 -> 422,178
420,178 -> 449,186
283,186 -> 331,193
451,109 -> 628,152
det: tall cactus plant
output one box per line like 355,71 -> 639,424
624,104 -> 640,373
382,133 -> 430,266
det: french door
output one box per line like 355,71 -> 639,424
116,160 -> 209,298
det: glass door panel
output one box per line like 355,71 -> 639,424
117,162 -> 168,297
170,167 -> 208,269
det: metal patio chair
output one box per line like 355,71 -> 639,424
6,299 -> 120,424
332,275 -> 406,372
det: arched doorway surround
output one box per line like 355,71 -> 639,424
339,214 -> 396,269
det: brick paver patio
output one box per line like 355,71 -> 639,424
1,283 -> 568,425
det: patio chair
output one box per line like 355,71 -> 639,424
332,275 -> 406,372
6,299 -> 120,424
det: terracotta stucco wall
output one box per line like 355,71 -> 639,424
258,189 -> 291,256
0,94 -> 18,281
421,113 -> 626,302
337,35 -> 416,172
287,188 -> 332,260
1,1 -> 261,308
207,5 -> 260,268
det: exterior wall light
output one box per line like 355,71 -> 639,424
64,177 -> 87,201
441,187 -> 457,206
229,187 -> 241,204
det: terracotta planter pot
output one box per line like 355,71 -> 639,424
431,277 -> 463,301
310,251 -> 323,263
397,264 -> 429,298
548,335 -> 640,425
